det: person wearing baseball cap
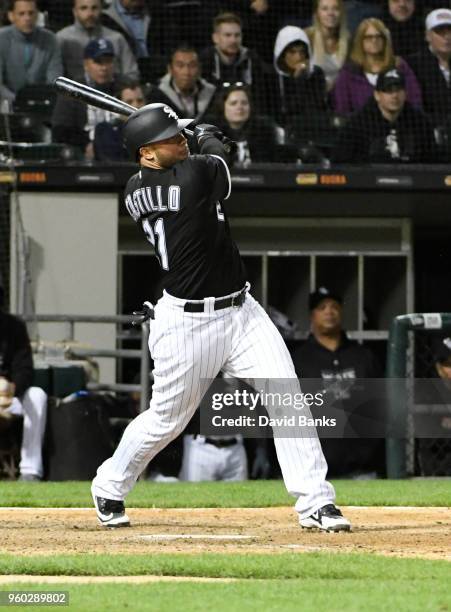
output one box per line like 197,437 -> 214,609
52,38 -> 120,159
293,287 -> 384,478
407,8 -> 451,128
332,67 -> 437,162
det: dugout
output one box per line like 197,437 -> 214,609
2,161 -> 451,477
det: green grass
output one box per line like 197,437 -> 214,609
1,552 -> 450,580
1,579 -> 450,612
1,479 -> 450,508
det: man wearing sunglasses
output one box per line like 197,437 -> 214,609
91,102 -> 351,533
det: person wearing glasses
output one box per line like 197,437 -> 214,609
209,82 -> 279,165
332,17 -> 421,116
407,9 -> 451,129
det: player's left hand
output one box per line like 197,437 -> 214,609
194,124 -> 224,146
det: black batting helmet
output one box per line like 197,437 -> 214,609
123,103 -> 193,159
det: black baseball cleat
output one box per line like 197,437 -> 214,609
92,486 -> 130,528
299,504 -> 351,532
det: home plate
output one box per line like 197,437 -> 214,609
138,534 -> 254,541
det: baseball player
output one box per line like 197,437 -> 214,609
91,102 -> 351,532
0,287 -> 47,481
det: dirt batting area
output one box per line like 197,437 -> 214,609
0,506 -> 450,563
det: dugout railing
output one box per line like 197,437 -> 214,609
23,314 -> 150,413
386,312 -> 451,478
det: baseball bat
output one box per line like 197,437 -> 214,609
53,76 -> 194,136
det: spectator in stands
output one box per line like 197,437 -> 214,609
52,38 -> 118,159
332,18 -> 422,116
273,25 -> 329,125
305,0 -> 350,91
101,0 -> 159,60
57,0 -> 139,82
0,0 -> 62,103
209,82 -> 279,165
219,1 -> 304,63
0,283 -> 47,481
333,69 -> 437,163
199,12 -> 269,111
147,46 -> 216,123
94,76 -> 145,161
407,8 -> 451,128
293,287 -> 384,478
382,0 -> 424,58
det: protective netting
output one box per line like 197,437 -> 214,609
407,328 -> 451,476
0,1 -> 448,164
0,188 -> 10,308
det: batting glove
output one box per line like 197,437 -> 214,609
194,124 -> 224,147
132,301 -> 154,326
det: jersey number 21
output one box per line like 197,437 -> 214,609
142,218 -> 169,270
141,205 -> 225,271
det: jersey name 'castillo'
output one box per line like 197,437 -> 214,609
124,153 -> 246,299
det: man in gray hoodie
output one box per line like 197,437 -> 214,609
0,0 -> 62,102
57,0 -> 139,81
148,46 -> 216,123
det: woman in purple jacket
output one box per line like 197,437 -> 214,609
332,17 -> 422,115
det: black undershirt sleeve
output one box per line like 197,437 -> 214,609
198,135 -> 230,165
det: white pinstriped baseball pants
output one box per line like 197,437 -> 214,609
93,290 -> 336,517
7,387 -> 47,478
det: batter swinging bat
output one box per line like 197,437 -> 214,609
53,76 -> 197,136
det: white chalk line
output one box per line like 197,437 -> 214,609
0,575 -> 238,584
138,534 -> 253,541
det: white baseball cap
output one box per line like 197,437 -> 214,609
426,8 -> 451,31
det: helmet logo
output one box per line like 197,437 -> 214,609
163,105 -> 179,121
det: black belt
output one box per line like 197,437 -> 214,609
204,437 -> 238,448
184,288 -> 246,313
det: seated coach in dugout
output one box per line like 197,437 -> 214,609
52,37 -> 119,160
293,287 -> 385,478
332,69 -> 438,163
0,0 -> 62,103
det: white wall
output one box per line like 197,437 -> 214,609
10,192 -> 118,384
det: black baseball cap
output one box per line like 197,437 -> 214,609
309,287 -> 342,311
375,69 -> 406,92
84,38 -> 115,61
435,337 -> 451,364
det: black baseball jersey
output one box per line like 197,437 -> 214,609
124,153 -> 246,299
293,332 -> 381,380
